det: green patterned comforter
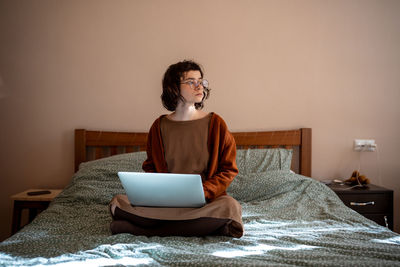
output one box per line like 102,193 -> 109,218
0,151 -> 399,266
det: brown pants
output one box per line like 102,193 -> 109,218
110,206 -> 232,237
109,194 -> 244,237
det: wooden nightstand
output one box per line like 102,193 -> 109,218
327,183 -> 393,230
11,189 -> 62,234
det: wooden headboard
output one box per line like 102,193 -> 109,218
75,128 -> 312,177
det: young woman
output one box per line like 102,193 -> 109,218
109,60 -> 243,238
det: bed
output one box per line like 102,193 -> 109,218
1,127 -> 400,266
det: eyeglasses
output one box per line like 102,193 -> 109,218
181,79 -> 209,89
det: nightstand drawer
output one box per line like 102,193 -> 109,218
327,183 -> 393,230
336,193 -> 391,214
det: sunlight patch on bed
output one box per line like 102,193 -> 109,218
371,236 -> 400,245
33,257 -> 153,266
27,243 -> 160,266
245,220 -> 376,241
212,243 -> 316,258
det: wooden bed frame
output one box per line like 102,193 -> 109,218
75,128 -> 312,177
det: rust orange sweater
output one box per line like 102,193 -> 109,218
142,112 -> 238,201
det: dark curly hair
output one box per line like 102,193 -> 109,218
161,60 -> 210,111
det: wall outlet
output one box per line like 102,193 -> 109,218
354,139 -> 376,152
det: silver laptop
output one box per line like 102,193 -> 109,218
117,172 -> 206,208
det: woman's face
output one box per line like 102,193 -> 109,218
179,70 -> 204,105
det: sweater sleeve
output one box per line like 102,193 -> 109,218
142,121 -> 157,173
202,121 -> 238,201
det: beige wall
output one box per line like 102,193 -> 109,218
0,0 -> 399,241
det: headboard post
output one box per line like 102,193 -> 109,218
300,128 -> 312,177
75,129 -> 86,172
